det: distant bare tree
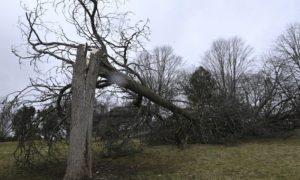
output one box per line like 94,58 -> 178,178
133,46 -> 186,144
240,72 -> 274,113
203,37 -> 253,98
242,24 -> 300,133
272,23 -> 300,114
136,46 -> 183,101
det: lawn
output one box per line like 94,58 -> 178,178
1,137 -> 300,179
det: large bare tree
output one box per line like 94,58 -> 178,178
13,0 -> 193,179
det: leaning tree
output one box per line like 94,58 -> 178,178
13,0 -> 193,179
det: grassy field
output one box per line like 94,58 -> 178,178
1,137 -> 300,179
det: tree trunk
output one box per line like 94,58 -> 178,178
64,45 -> 100,180
98,61 -> 194,122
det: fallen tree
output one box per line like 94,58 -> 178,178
12,1 -> 194,179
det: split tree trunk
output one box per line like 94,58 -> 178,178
64,45 -> 100,180
63,46 -> 194,179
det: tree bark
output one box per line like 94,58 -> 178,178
64,45 -> 100,180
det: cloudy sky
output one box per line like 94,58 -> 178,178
1,0 -> 300,97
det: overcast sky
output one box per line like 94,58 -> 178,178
1,0 -> 300,97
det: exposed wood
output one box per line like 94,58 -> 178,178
63,45 -> 100,180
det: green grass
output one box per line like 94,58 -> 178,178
94,138 -> 300,179
1,137 -> 300,179
0,141 -> 67,180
